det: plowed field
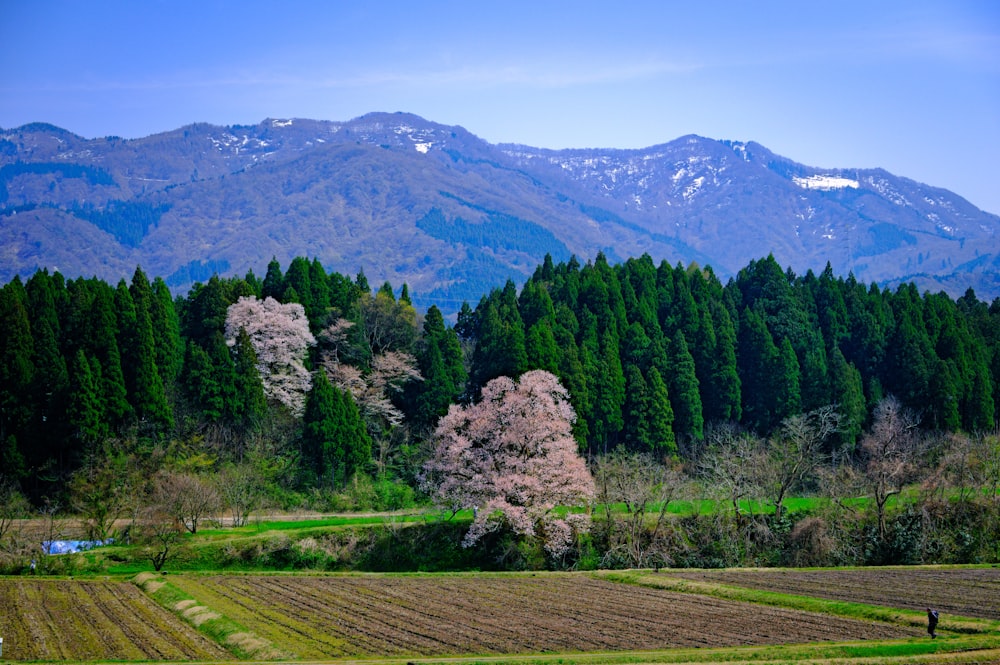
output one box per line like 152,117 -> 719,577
0,579 -> 231,661
169,574 -> 922,659
666,567 -> 1000,620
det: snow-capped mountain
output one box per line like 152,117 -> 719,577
1,112 -> 997,310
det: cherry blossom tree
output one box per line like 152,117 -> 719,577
225,296 -> 315,416
423,370 -> 594,558
317,317 -> 422,477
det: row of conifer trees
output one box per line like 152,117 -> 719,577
1,252 -> 997,503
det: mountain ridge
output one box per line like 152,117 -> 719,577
2,112 -> 997,311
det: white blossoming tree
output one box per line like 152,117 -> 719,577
423,370 -> 594,559
225,296 -> 315,416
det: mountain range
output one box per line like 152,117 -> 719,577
2,112 -> 998,312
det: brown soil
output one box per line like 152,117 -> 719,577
0,579 -> 232,661
665,567 -> 1000,620
170,574 -> 922,659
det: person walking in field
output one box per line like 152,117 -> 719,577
927,608 -> 939,638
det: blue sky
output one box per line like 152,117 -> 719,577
2,0 -> 998,214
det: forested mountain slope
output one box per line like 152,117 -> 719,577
2,113 -> 997,313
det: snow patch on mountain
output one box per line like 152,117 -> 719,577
793,175 -> 859,190
867,176 -> 910,206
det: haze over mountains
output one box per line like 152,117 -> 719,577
2,112 -> 997,312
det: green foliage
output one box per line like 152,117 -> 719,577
417,207 -> 570,260
0,161 -> 114,203
2,249 -> 1000,567
69,201 -> 169,247
301,371 -> 372,488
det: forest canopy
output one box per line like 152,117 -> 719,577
0,252 -> 997,505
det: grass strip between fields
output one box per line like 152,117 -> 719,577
349,638 -> 1000,665
132,572 -> 288,660
594,570 -> 1000,637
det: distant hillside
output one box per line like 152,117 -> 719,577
2,112 -> 997,312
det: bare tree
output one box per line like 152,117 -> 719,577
762,406 -> 841,520
68,454 -> 133,541
153,470 -> 220,534
0,479 -> 29,545
972,430 -> 1000,503
215,463 -> 264,527
595,449 -> 685,568
39,498 -> 63,554
858,396 -> 922,541
137,505 -> 184,571
699,423 -> 765,523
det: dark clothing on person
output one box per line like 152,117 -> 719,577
927,609 -> 939,638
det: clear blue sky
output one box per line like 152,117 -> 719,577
2,0 -> 998,214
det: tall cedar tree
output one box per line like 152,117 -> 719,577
410,305 -> 466,432
302,370 -> 372,488
0,280 -> 33,479
127,269 -> 172,430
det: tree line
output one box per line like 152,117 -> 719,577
1,252 -> 998,569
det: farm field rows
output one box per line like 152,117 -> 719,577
0,578 -> 231,661
665,566 -> 1000,620
166,573 -> 923,659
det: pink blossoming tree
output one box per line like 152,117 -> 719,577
423,370 -> 594,559
225,296 -> 315,416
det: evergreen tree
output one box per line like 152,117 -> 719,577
620,322 -> 652,370
525,320 -> 560,374
552,313 -> 590,446
646,367 -> 677,457
928,357 -> 962,431
469,288 -> 527,395
150,277 -> 183,391
127,269 -> 172,430
622,364 -> 648,450
308,258 -> 332,326
411,306 -> 466,432
301,369 -> 340,486
0,280 -> 34,478
26,270 -> 70,459
588,327 -> 626,453
775,336 -> 802,423
285,257 -> 313,311
706,299 -> 741,422
66,349 -> 106,451
183,341 -> 224,422
355,268 -> 370,295
261,257 -> 285,301
518,279 -> 555,329
231,327 -> 267,439
736,255 -> 810,354
799,334 -> 830,411
182,275 -> 230,347
302,371 -> 372,488
89,282 -> 131,426
827,345 -> 865,450
815,263 -> 849,349
739,306 -> 780,432
667,332 -> 703,441
619,254 -> 660,335
884,298 -> 934,411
